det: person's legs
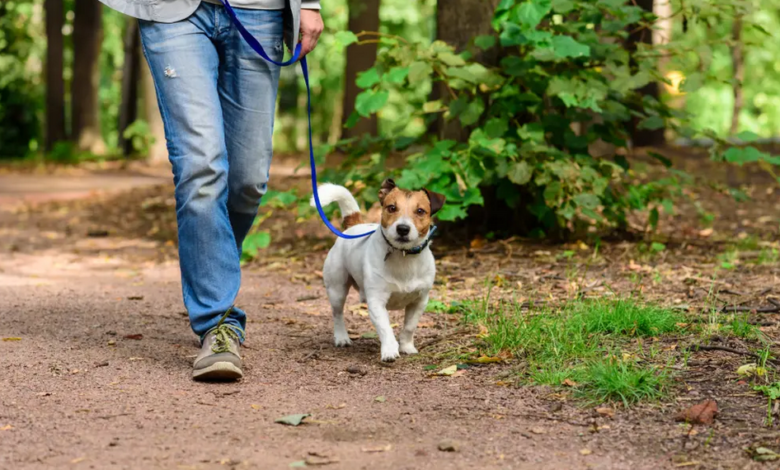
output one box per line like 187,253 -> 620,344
139,4 -> 247,343
216,8 -> 284,249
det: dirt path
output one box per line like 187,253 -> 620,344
1,168 -> 776,469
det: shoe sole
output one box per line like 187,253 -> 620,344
192,361 -> 244,381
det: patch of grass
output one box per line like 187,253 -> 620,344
579,299 -> 681,337
722,314 -> 763,341
579,358 -> 672,406
463,296 -> 684,406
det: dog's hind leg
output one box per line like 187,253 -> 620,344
327,280 -> 352,347
399,294 -> 428,355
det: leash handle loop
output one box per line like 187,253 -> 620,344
220,0 -> 375,239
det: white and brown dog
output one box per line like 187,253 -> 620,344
312,179 -> 446,361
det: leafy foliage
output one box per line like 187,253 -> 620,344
0,0 -> 43,158
322,0 -> 779,236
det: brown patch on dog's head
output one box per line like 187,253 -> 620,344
342,212 -> 364,229
379,181 -> 446,238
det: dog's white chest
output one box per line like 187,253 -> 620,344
386,289 -> 425,311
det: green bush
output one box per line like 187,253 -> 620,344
321,0 -> 779,237
0,1 -> 43,158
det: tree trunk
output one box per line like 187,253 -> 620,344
71,0 -> 105,154
627,0 -> 665,148
45,0 -> 66,150
118,18 -> 141,156
141,59 -> 168,165
730,16 -> 743,136
341,0 -> 380,139
433,0 -> 499,142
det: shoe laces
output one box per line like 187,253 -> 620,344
210,308 -> 242,354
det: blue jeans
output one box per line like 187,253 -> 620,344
139,3 -> 283,342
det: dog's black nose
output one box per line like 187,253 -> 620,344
396,224 -> 411,236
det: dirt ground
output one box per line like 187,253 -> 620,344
1,159 -> 780,469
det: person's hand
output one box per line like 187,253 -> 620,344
300,9 -> 324,57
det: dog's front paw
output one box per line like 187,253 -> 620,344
399,342 -> 418,355
380,342 -> 400,362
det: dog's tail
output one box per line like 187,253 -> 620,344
310,183 -> 364,229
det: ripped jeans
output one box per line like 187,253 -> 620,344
139,3 -> 284,342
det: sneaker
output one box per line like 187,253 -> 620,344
192,323 -> 243,381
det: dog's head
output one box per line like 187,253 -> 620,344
377,179 -> 446,250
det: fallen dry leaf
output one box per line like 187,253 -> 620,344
595,407 -> 615,419
275,413 -> 310,426
71,457 -> 86,464
251,404 -> 261,410
1,425 -> 13,431
580,448 -> 592,456
434,365 -> 458,376
562,379 -> 578,387
467,355 -> 505,364
2,337 -> 22,342
123,334 -> 143,340
361,444 -> 392,453
530,427 -> 546,435
675,399 -> 718,425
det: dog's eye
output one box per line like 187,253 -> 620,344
386,204 -> 397,213
416,208 -> 426,216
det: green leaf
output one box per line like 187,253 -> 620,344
573,193 -> 600,210
334,31 -> 359,47
484,118 -> 509,138
261,190 -> 297,208
242,231 -> 271,258
409,61 -> 432,82
723,146 -> 765,165
460,99 -> 485,126
514,0 -> 552,29
638,116 -> 664,130
651,242 -> 665,252
550,35 -> 590,58
343,111 -> 360,129
508,161 -> 532,185
736,131 -> 760,143
648,151 -> 672,168
445,67 -> 477,83
649,207 -> 659,228
543,181 -> 562,205
289,461 -> 307,468
355,90 -> 389,117
518,123 -> 545,143
422,100 -> 443,113
437,52 -> 466,66
474,35 -> 496,50
551,0 -> 574,13
436,204 -> 468,221
356,68 -> 381,89
275,414 -> 310,426
384,67 -> 409,85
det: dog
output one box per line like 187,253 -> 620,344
312,179 -> 446,361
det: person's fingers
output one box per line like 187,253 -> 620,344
300,34 -> 315,56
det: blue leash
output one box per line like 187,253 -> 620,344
219,0 -> 375,239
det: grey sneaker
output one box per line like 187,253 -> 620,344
193,323 -> 243,381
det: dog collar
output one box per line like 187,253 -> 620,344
381,226 -> 437,261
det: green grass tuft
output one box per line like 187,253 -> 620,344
463,296 -> 683,406
579,358 -> 671,406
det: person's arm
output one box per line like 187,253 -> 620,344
299,3 -> 324,57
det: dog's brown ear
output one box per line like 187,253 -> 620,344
423,189 -> 446,215
378,179 -> 396,205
